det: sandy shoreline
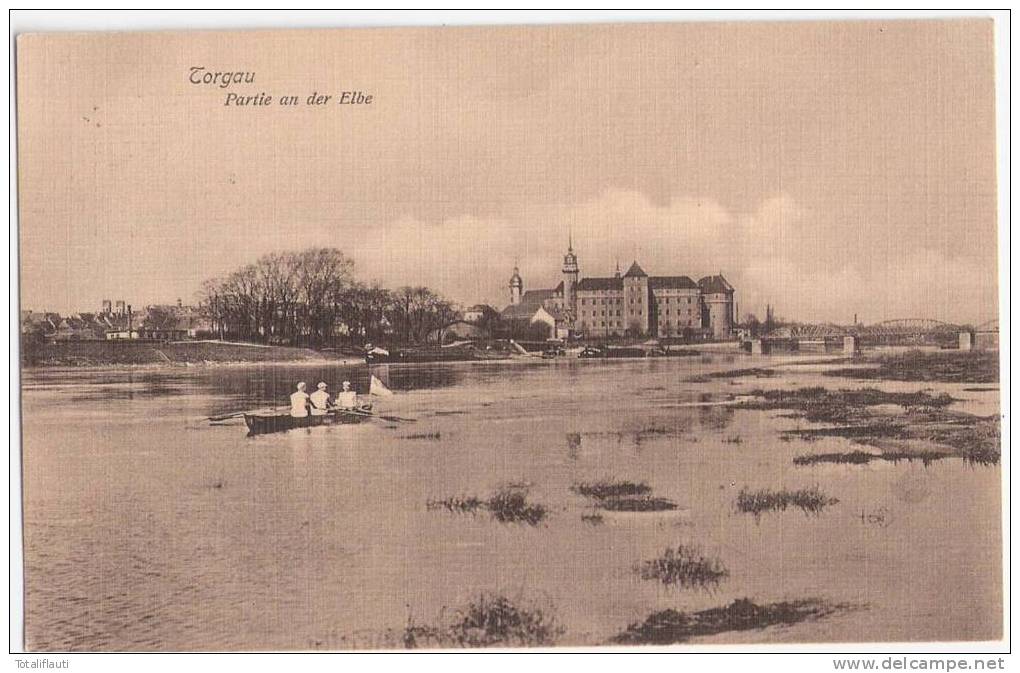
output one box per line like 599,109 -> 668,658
20,342 -> 750,373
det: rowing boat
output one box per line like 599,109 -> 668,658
243,408 -> 371,435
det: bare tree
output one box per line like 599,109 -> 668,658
197,249 -> 456,348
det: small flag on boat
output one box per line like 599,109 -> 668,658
370,374 -> 394,397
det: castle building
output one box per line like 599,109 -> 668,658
502,242 -> 735,340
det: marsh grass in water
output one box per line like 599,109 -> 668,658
824,350 -> 998,384
613,598 -> 846,645
429,485 -> 547,525
571,478 -> 651,499
704,367 -> 779,380
403,593 -> 564,648
572,477 -> 677,512
783,414 -> 1001,465
487,485 -> 548,525
581,512 -> 605,526
402,432 -> 442,440
426,494 -> 485,514
736,486 -> 839,517
915,415 -> 1001,466
597,495 -> 678,512
743,384 -> 1000,465
638,545 -> 728,590
794,450 -> 949,467
635,424 -> 676,443
743,387 -> 954,424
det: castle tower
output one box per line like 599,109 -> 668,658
509,264 -> 523,305
698,274 -> 735,339
562,235 -> 579,316
623,261 -> 650,335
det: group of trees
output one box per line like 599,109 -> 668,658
199,248 -> 459,347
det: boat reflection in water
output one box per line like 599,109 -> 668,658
243,409 -> 371,436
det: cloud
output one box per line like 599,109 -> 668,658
332,188 -> 997,326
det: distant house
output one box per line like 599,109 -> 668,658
135,326 -> 187,340
500,301 -> 561,340
53,314 -> 107,341
462,304 -> 499,325
105,328 -> 140,340
97,310 -> 140,340
21,311 -> 60,338
140,302 -> 213,340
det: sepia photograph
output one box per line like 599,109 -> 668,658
12,11 -> 1007,657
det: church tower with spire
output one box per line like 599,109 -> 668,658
509,263 -> 523,305
562,235 -> 580,317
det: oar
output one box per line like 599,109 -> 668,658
328,406 -> 416,423
207,405 -> 288,422
376,414 -> 417,423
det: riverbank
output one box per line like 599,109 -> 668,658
21,338 -> 735,369
20,340 -> 343,368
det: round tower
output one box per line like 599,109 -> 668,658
562,237 -> 579,314
509,265 -> 523,305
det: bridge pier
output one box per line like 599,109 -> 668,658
958,331 -> 973,351
843,336 -> 858,356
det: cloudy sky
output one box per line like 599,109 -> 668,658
18,19 -> 999,324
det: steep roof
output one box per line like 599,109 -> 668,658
501,302 -> 548,320
698,274 -> 734,294
623,261 -> 648,278
544,305 -> 565,321
649,276 -> 698,290
521,289 -> 557,303
22,311 -> 58,327
577,277 -> 623,291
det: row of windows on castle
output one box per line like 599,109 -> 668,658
574,301 -> 700,330
574,296 -> 698,321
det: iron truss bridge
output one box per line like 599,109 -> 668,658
766,319 -> 972,341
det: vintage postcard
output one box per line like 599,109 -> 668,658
15,19 -> 1003,652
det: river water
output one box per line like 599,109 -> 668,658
20,354 -> 1002,650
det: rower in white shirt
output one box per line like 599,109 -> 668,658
289,382 -> 311,418
336,381 -> 358,410
309,382 -> 331,415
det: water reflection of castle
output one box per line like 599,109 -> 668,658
501,240 -> 735,339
